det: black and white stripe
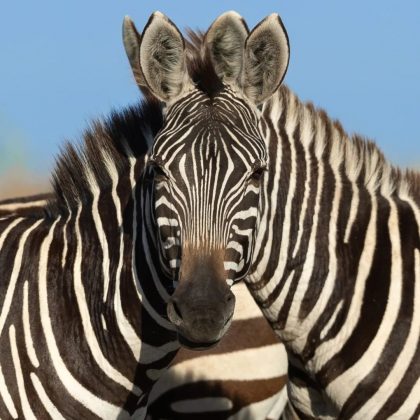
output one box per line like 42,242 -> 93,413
0,101 -> 287,419
120,11 -> 289,349
150,86 -> 266,284
147,283 -> 288,420
246,86 -> 420,419
0,108 -> 180,417
0,194 -> 51,219
120,10 -> 420,419
7,9 -> 416,419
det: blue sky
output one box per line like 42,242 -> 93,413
0,0 -> 419,180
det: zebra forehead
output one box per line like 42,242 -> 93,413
153,136 -> 264,173
152,109 -> 266,166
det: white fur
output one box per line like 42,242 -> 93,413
206,11 -> 248,82
242,14 -> 290,104
139,12 -> 193,102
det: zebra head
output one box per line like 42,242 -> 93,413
123,11 -> 289,348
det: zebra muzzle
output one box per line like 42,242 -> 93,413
167,286 -> 235,349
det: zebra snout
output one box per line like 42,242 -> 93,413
166,289 -> 236,348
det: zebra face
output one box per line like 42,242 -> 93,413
149,88 -> 267,347
150,88 -> 266,277
123,10 -> 289,346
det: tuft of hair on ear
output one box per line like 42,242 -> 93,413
138,11 -> 194,102
185,29 -> 223,100
205,11 -> 249,83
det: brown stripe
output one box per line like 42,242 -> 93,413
172,316 -> 281,364
148,376 -> 287,420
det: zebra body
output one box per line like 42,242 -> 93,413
121,10 -> 420,420
0,130 -> 179,417
247,86 -> 420,419
0,194 -> 51,218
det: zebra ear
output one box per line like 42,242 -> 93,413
123,16 -> 147,87
206,11 -> 249,82
136,11 -> 193,102
242,14 -> 290,104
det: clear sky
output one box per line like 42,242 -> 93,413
0,1 -> 419,181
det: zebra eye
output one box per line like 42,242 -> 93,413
250,167 -> 266,182
152,164 -> 169,181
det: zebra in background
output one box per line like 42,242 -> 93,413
248,86 -> 420,419
0,193 -> 288,419
0,101 -> 178,418
123,9 -> 420,420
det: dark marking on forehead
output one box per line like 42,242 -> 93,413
199,107 -> 235,130
185,30 -> 224,100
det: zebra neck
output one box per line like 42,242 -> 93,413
248,85 -> 420,359
0,185 -> 177,415
65,172 -> 176,369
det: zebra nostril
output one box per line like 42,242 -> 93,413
225,290 -> 235,304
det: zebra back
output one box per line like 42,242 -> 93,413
0,194 -> 51,218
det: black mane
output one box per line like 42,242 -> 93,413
49,98 -> 163,214
185,30 -> 224,99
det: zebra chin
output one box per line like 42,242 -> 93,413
176,331 -> 223,351
171,315 -> 234,351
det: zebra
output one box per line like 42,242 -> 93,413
0,54 -> 288,420
123,10 -> 420,420
0,193 -> 288,419
147,281 -> 288,419
0,100 -> 178,418
122,10 -> 288,348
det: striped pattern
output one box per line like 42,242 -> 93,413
0,135 -> 179,418
0,11 -> 293,418
8,10 -> 418,418
0,106 -> 288,419
148,283 -> 288,420
151,86 -> 266,283
0,194 -> 50,218
247,86 -> 420,418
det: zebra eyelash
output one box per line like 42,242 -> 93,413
148,159 -> 170,181
249,164 -> 267,182
153,166 -> 169,181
